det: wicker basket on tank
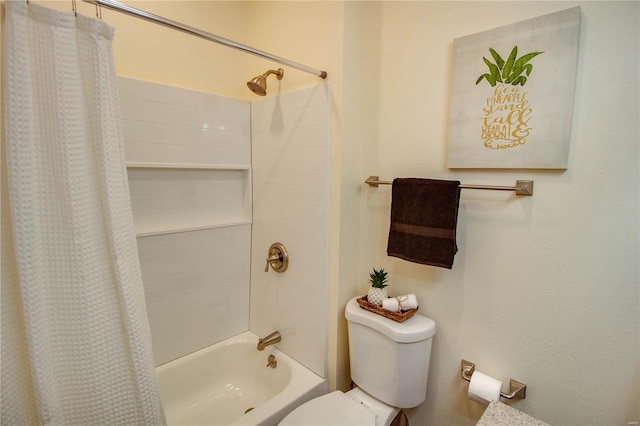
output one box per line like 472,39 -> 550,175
356,295 -> 418,323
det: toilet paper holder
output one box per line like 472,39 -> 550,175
461,359 -> 527,400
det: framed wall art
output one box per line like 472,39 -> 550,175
446,7 -> 581,169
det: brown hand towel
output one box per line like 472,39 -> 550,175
387,178 -> 461,269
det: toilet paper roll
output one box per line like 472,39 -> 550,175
468,371 -> 502,405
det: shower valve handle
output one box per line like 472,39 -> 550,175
264,243 -> 288,273
264,254 -> 281,272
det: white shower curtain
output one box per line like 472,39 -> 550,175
2,2 -> 165,424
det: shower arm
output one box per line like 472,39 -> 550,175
262,69 -> 283,79
82,0 -> 328,79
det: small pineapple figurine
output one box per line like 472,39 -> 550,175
367,268 -> 389,306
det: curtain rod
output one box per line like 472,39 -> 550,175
364,176 -> 534,196
82,0 -> 328,79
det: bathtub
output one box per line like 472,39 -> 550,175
156,331 -> 327,425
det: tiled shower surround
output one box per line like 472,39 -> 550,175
250,85 -> 330,378
119,77 -> 329,377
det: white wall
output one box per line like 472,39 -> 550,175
342,2 -> 639,425
22,1 -> 252,99
119,78 -> 252,365
250,84 -> 331,378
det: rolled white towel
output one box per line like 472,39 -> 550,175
381,294 -> 419,312
399,294 -> 419,310
381,298 -> 401,312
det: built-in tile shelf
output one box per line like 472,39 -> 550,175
119,77 -> 253,365
135,219 -> 252,238
127,164 -> 252,238
126,162 -> 251,171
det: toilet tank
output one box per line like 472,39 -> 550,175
345,297 -> 436,408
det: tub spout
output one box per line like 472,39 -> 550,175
257,331 -> 281,351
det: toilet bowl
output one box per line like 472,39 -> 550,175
279,296 -> 436,426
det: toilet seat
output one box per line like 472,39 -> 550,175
279,391 -> 377,426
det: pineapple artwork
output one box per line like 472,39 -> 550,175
445,7 -> 581,169
476,47 -> 543,150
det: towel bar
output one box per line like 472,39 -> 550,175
461,359 -> 527,400
364,176 -> 534,196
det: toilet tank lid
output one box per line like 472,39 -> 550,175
345,297 -> 436,343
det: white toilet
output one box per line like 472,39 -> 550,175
280,296 -> 436,426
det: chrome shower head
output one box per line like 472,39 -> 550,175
247,68 -> 284,96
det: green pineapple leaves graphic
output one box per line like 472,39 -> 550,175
476,46 -> 543,87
